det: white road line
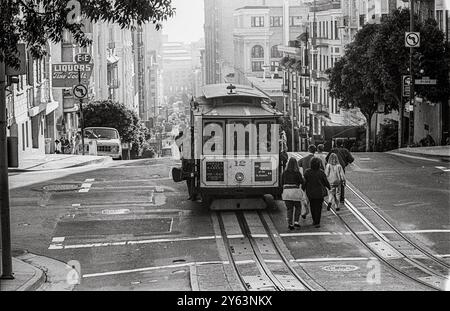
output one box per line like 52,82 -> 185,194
251,234 -> 269,238
234,260 -> 256,265
227,234 -> 245,239
387,152 -> 441,163
85,179 -> 95,182
51,237 -> 65,243
291,257 -> 377,263
48,229 -> 450,250
83,261 -> 229,278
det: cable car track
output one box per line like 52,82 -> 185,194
216,211 -> 318,291
290,152 -> 448,290
346,182 -> 450,271
334,182 -> 450,290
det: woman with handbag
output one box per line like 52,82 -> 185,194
281,158 -> 306,230
303,158 -> 331,228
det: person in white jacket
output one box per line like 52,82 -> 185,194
325,153 -> 346,211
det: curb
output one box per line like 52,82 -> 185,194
389,150 -> 450,162
13,257 -> 47,291
8,156 -> 112,173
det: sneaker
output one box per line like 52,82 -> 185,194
327,202 -> 332,211
294,222 -> 301,229
288,225 -> 295,230
314,224 -> 321,228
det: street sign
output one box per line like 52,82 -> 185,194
415,77 -> 437,85
52,63 -> 94,87
73,84 -> 88,99
402,75 -> 411,97
75,53 -> 92,64
405,32 -> 420,48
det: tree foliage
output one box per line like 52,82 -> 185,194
371,9 -> 450,105
0,0 -> 175,67
84,100 -> 150,150
327,8 -> 450,150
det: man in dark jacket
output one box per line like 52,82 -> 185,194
325,139 -> 354,206
298,145 -> 324,172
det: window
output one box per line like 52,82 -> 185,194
271,45 -> 282,58
251,45 -> 264,58
326,21 -> 328,38
251,16 -> 264,27
436,10 -> 443,31
22,123 -> 25,151
252,61 -> 264,72
359,14 -> 365,27
25,121 -> 29,148
270,16 -> 283,27
290,16 -> 302,27
334,21 -> 338,39
270,61 -> 280,72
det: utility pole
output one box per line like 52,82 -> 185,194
408,0 -> 415,145
77,68 -> 85,155
0,60 -> 14,280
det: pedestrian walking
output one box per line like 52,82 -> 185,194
281,158 -> 306,230
325,139 -> 354,208
315,144 -> 327,170
325,153 -> 346,211
298,145 -> 324,174
54,139 -> 61,154
303,158 -> 330,228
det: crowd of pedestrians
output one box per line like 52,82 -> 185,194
280,140 -> 354,230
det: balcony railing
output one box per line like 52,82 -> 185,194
311,103 -> 329,117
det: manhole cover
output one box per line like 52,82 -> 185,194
321,264 -> 359,272
42,184 -> 80,192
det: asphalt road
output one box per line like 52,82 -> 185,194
7,152 -> 450,290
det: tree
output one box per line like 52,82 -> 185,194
83,100 -> 150,153
0,0 -> 175,68
371,9 -> 450,108
328,8 -> 450,150
327,23 -> 382,151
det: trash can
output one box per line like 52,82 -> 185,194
7,136 -> 19,167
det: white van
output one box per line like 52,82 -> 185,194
84,127 -> 122,160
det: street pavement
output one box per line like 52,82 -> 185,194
3,151 -> 450,291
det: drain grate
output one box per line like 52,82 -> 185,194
42,184 -> 81,192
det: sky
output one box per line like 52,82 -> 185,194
162,0 -> 205,43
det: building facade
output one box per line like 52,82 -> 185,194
233,4 -> 308,84
6,43 -> 59,164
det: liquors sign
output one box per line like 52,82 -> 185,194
52,63 -> 93,87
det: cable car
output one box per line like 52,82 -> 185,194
173,84 -> 284,209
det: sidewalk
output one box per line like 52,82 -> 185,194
8,154 -> 113,173
389,146 -> 450,162
0,251 -> 77,291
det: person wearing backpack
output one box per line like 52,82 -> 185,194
325,153 -> 346,211
303,158 -> 331,228
325,139 -> 354,208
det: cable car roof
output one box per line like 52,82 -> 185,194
201,84 -> 270,99
201,103 -> 282,117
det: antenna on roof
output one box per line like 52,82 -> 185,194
226,84 -> 236,94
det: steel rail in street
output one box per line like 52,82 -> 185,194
216,211 -> 314,291
331,203 -> 442,291
346,182 -> 450,271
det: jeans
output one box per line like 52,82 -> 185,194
309,198 -> 324,225
328,183 -> 342,209
285,201 -> 302,226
